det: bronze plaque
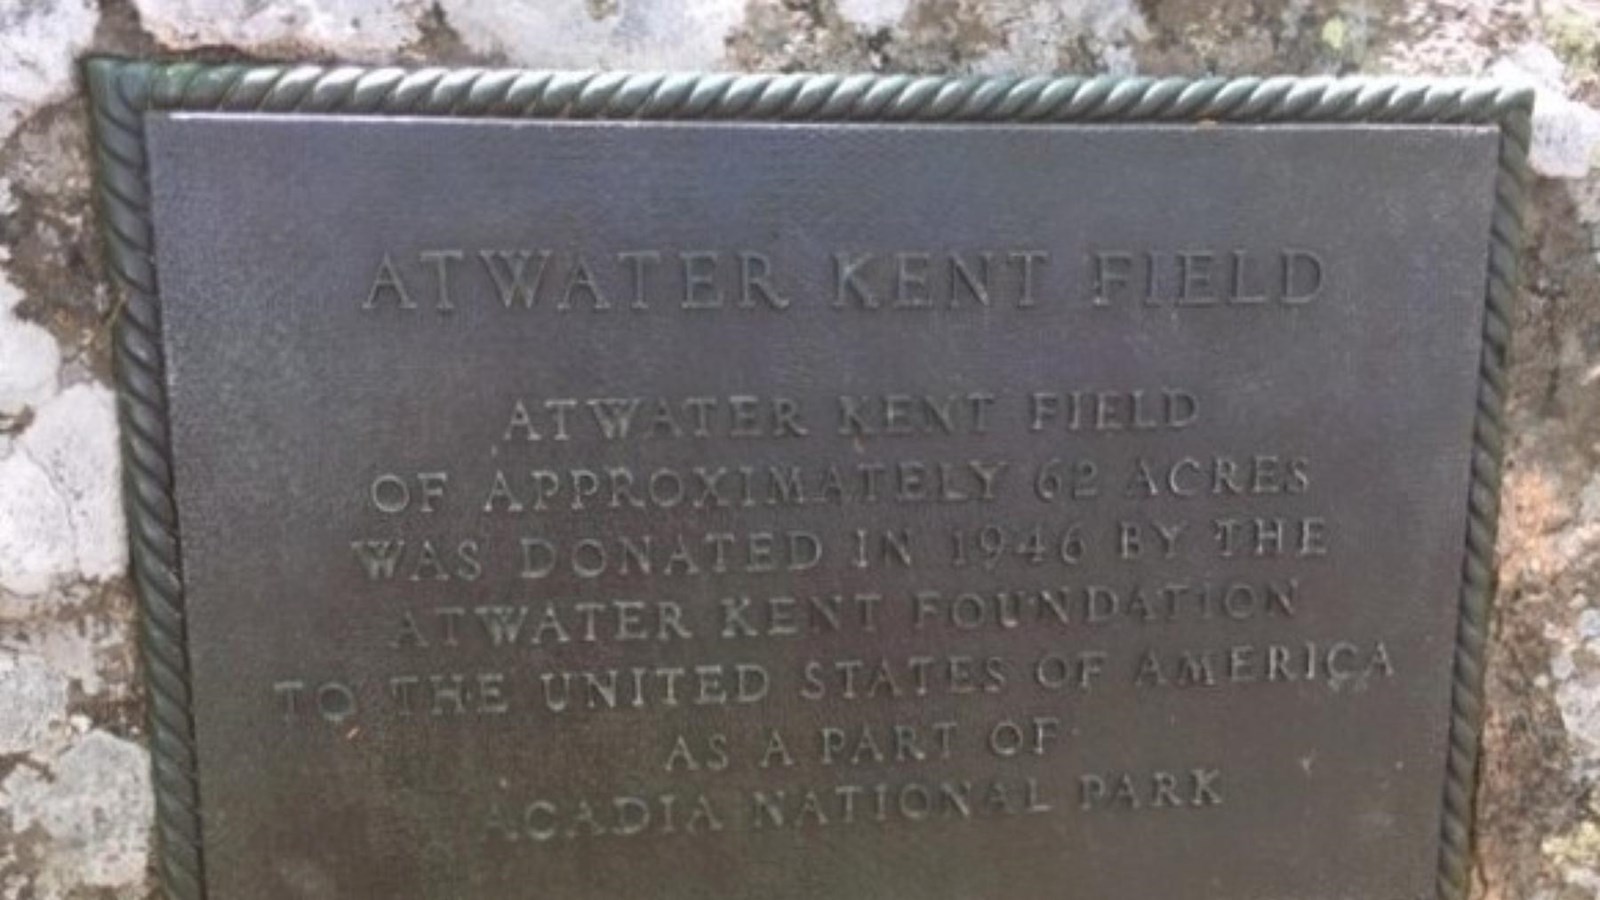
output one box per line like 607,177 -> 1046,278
89,63 -> 1531,900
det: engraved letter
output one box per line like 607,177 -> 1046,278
478,250 -> 551,309
1283,249 -> 1324,304
681,251 -> 723,309
894,253 -> 932,308
833,253 -> 877,308
419,249 -> 464,312
949,252 -> 993,307
363,253 -> 416,310
1009,251 -> 1048,307
618,250 -> 661,309
560,255 -> 610,310
1091,252 -> 1133,306
1177,252 -> 1217,306
740,252 -> 789,309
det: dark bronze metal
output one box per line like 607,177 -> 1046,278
89,62 -> 1531,900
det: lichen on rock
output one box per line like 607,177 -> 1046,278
0,384 -> 124,596
0,0 -> 97,144
0,729 -> 152,897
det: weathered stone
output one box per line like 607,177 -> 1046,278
1492,43 -> 1600,179
0,730 -> 153,896
837,0 -> 910,30
7,385 -> 124,586
0,442 -> 76,598
134,0 -> 427,58
437,0 -> 746,68
0,652 -> 68,756
0,0 -> 97,143
0,273 -> 59,420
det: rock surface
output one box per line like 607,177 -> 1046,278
0,0 -> 1597,897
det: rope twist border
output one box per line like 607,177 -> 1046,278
84,58 -> 1532,900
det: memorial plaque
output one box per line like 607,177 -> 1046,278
88,62 -> 1531,900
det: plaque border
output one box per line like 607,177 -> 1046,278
83,59 -> 1532,900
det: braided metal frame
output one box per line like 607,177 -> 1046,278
84,58 -> 1531,900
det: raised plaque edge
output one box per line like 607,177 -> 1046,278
83,58 -> 1533,900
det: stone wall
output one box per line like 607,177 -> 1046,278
0,0 -> 1596,896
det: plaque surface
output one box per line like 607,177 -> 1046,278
89,64 -> 1531,900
